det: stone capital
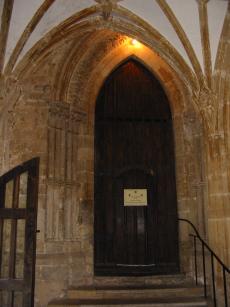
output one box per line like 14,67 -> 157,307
196,0 -> 210,5
94,0 -> 123,20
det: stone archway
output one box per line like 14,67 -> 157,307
0,2 -> 228,304
62,31 -> 206,279
94,58 -> 180,276
0,11 -> 208,305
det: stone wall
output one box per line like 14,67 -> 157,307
0,8 -> 229,307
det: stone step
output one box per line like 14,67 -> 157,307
67,285 -> 204,300
48,275 -> 212,307
90,274 -> 198,288
92,274 -> 192,288
48,296 -> 209,307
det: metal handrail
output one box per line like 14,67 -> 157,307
178,218 -> 230,307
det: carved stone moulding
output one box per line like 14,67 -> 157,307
48,101 -> 87,123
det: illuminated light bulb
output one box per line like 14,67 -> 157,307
130,38 -> 142,48
131,39 -> 138,46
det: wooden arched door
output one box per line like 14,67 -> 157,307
94,59 -> 179,276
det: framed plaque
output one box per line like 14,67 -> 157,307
124,189 -> 147,206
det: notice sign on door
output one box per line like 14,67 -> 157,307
124,189 -> 147,206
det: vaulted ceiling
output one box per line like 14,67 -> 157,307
0,0 -> 228,78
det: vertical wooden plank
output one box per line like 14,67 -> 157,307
0,159 -> 39,306
23,158 -> 39,307
0,181 -> 5,209
0,182 -> 5,277
9,176 -> 20,279
0,219 -> 3,278
7,290 -> 13,307
94,60 -> 179,275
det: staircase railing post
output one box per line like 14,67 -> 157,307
202,241 -> 207,298
178,218 -> 230,307
223,267 -> 228,307
194,236 -> 198,285
211,253 -> 217,307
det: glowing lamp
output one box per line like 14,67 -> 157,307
131,39 -> 138,46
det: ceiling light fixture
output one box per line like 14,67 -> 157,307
131,39 -> 139,46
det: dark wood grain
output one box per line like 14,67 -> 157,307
0,158 -> 39,306
9,176 -> 20,279
94,60 -> 179,276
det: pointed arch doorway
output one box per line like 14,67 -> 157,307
94,59 -> 179,276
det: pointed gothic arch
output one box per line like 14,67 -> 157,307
94,58 -> 179,275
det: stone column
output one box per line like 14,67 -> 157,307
206,133 -> 230,266
46,101 -> 86,241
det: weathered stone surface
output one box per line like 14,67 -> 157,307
0,6 -> 229,307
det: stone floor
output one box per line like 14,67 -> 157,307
48,275 -> 213,307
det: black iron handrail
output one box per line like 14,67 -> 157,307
178,218 -> 230,307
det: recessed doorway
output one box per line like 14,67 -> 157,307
94,59 -> 179,276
